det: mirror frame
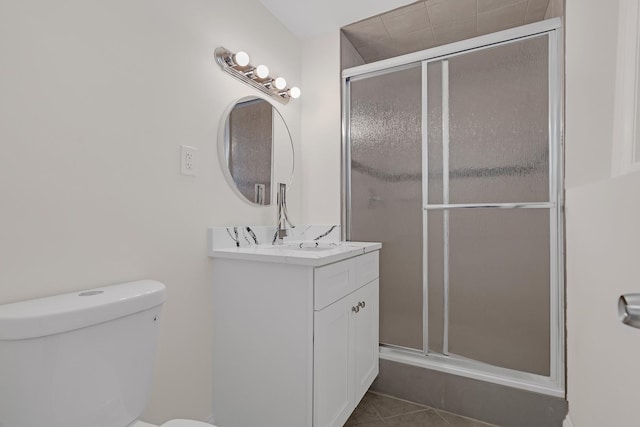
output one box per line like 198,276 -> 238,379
217,95 -> 295,207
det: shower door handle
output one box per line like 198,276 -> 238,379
619,294 -> 640,329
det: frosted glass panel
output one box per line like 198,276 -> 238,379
447,36 -> 549,204
427,211 -> 444,354
448,209 -> 550,376
349,66 -> 423,350
427,62 -> 443,205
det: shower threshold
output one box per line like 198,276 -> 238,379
379,344 -> 564,397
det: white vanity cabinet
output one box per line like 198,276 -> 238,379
210,244 -> 380,427
313,254 -> 379,427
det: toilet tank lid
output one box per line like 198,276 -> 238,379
0,280 -> 166,340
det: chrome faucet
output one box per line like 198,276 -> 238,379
275,182 -> 294,244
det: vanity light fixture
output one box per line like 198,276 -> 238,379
254,64 -> 270,80
233,51 -> 250,68
274,77 -> 287,90
214,46 -> 301,104
288,87 -> 301,99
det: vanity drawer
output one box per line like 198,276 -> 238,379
356,251 -> 379,286
314,259 -> 357,310
314,252 -> 380,311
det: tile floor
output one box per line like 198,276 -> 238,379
345,392 -> 500,427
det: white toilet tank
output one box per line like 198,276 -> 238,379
0,280 -> 167,427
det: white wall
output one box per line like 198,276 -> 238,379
0,0 -> 301,423
564,0 -> 618,189
300,31 -> 342,225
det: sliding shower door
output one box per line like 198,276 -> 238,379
426,35 -> 552,376
344,24 -> 563,394
349,65 -> 423,350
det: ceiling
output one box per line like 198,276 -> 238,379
257,0 -> 415,40
342,0 -> 553,63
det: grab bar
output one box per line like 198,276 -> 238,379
619,294 -> 640,329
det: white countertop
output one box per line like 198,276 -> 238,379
209,241 -> 381,267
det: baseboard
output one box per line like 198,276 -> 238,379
563,415 -> 574,427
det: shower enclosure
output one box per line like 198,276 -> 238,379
342,19 -> 563,396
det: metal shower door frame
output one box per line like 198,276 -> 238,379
341,18 -> 564,397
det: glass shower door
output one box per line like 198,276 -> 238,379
348,65 -> 423,350
426,35 -> 553,375
345,31 -> 559,382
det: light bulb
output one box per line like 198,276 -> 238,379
289,87 -> 301,99
233,51 -> 250,67
255,65 -> 269,79
274,77 -> 287,90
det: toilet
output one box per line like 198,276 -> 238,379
0,280 -> 216,427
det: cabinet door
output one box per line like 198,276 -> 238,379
353,279 -> 379,402
313,294 -> 355,427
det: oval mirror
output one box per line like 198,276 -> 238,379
218,96 -> 294,206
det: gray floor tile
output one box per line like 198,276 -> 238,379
348,390 -> 501,427
366,392 -> 428,418
437,410 -> 500,427
345,393 -> 384,426
383,409 -> 450,426
346,421 -> 387,427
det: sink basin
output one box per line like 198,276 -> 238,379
287,246 -> 335,252
267,242 -> 340,252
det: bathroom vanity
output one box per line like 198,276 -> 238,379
209,242 -> 380,427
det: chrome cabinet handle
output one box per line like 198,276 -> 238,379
619,294 -> 640,329
352,301 -> 367,314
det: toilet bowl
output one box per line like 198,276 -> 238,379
0,280 -> 217,427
